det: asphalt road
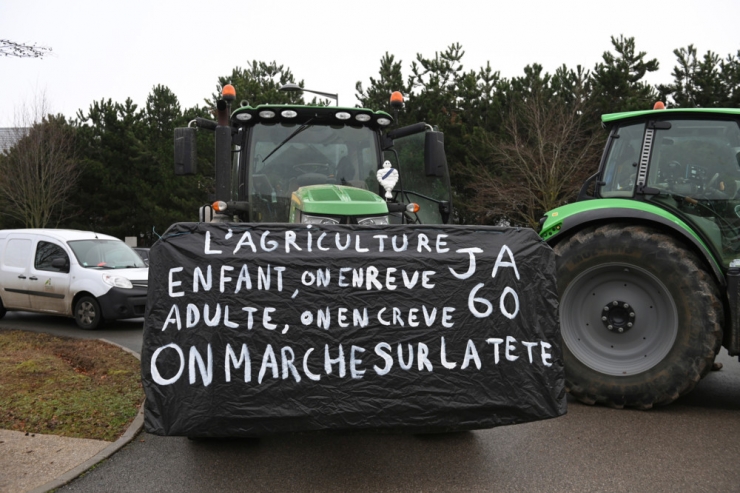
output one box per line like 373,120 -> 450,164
0,311 -> 144,353
2,312 -> 739,492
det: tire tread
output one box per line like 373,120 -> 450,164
555,223 -> 722,408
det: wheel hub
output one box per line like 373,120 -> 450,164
560,261 -> 678,376
78,302 -> 95,324
601,300 -> 635,333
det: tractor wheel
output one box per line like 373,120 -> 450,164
555,224 -> 723,409
74,296 -> 104,330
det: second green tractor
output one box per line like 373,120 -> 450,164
541,106 -> 740,408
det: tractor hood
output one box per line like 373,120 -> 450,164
291,184 -> 389,216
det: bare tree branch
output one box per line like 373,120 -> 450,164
463,94 -> 603,228
0,95 -> 80,228
0,39 -> 52,58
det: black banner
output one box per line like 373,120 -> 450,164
142,223 -> 565,436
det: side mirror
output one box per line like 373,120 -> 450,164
424,131 -> 447,177
383,122 -> 427,150
174,127 -> 197,175
51,257 -> 69,273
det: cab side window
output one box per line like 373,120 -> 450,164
35,241 -> 69,273
386,132 -> 451,224
599,122 -> 644,198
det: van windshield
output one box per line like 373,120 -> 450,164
68,240 -> 146,269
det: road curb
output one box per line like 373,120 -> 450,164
28,339 -> 145,493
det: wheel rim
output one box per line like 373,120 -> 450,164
561,262 -> 678,376
77,301 -> 96,326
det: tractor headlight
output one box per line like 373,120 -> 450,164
302,214 -> 340,225
103,274 -> 133,289
357,216 -> 389,225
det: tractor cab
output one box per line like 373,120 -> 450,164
175,87 -> 453,227
595,109 -> 740,268
539,106 -> 740,409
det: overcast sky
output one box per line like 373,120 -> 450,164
1,0 -> 738,126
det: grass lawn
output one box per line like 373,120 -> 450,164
0,328 -> 144,442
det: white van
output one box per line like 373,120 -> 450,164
0,229 -> 148,329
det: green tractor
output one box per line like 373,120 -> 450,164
152,85 -> 565,437
175,85 -> 452,227
540,105 -> 740,408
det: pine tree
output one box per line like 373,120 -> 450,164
660,47 -> 740,107
355,53 -> 409,116
141,85 -> 210,244
720,51 -> 740,106
70,99 -> 150,238
658,45 -> 723,107
589,35 -> 659,114
210,61 -> 305,109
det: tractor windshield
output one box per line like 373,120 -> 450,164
647,119 -> 740,266
246,123 -> 380,222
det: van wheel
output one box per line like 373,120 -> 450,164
0,298 -> 6,319
75,296 -> 104,330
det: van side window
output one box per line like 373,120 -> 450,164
4,239 -> 31,268
35,241 -> 69,273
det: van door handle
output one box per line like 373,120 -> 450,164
29,277 -> 38,281
17,275 -> 26,279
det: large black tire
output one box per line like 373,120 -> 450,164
0,297 -> 6,319
74,295 -> 104,330
555,224 -> 723,409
